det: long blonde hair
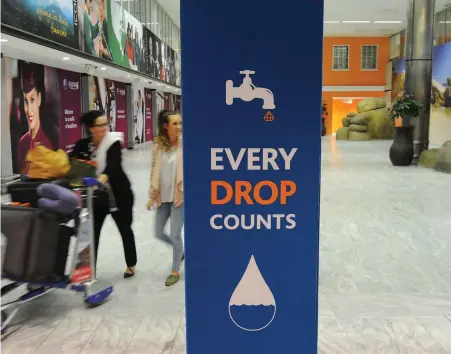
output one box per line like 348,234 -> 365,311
154,110 -> 179,150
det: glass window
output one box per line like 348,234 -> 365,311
141,0 -> 146,24
172,25 -> 178,50
446,8 -> 451,44
156,4 -> 161,37
166,14 -> 170,44
167,16 -> 172,46
135,0 -> 141,21
162,11 -> 165,42
129,0 -> 134,16
163,12 -> 167,43
168,16 -> 170,43
159,6 -> 164,38
437,10 -> 446,45
155,4 -> 158,36
361,45 -> 378,70
332,45 -> 349,70
146,0 -> 152,29
151,0 -> 158,35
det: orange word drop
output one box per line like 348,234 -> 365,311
211,180 -> 296,205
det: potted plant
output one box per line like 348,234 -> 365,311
388,94 -> 424,166
321,101 -> 327,136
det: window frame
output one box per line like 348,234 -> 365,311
360,44 -> 379,71
332,44 -> 350,71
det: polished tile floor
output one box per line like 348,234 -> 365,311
2,137 -> 451,353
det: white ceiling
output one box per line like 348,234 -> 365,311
0,34 -> 181,93
2,0 -> 449,79
323,0 -> 450,36
159,0 -> 450,37
159,0 -> 180,28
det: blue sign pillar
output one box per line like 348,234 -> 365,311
181,1 -> 324,353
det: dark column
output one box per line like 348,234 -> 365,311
80,74 -> 90,138
404,0 -> 435,163
168,93 -> 175,110
151,89 -> 158,137
126,84 -> 134,150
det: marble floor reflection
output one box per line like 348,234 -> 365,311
2,137 -> 450,353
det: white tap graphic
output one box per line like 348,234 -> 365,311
226,70 -> 275,109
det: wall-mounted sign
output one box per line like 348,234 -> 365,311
2,0 -> 79,48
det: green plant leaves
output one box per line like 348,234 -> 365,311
389,95 -> 425,120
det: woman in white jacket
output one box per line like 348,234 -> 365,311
147,110 -> 183,286
134,89 -> 144,143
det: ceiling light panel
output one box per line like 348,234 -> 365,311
324,20 -> 402,24
373,20 -> 402,23
342,20 -> 372,23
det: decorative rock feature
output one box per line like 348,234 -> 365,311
349,124 -> 368,132
434,140 -> 451,173
350,112 -> 371,125
335,97 -> 395,142
367,108 -> 395,139
418,141 -> 451,173
357,97 -> 386,113
418,148 -> 440,169
336,127 -> 350,140
349,131 -> 371,141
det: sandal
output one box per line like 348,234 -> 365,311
165,273 -> 180,286
124,267 -> 135,279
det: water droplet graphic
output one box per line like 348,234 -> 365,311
229,255 -> 276,331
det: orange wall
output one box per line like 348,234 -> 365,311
332,98 -> 364,133
321,37 -> 390,135
322,91 -> 385,135
323,37 -> 390,87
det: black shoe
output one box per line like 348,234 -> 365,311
124,267 -> 135,279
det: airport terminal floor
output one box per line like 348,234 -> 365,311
1,138 -> 450,353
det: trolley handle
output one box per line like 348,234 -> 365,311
1,175 -> 21,184
1,175 -> 22,195
73,178 -> 104,202
83,177 -> 101,188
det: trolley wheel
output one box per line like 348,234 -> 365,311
84,297 -> 101,308
84,287 -> 112,308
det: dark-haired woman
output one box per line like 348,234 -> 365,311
147,110 -> 183,286
18,61 -> 54,174
71,110 -> 137,278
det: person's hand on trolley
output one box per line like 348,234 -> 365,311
97,174 -> 109,185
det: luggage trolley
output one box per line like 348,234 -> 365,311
1,177 -> 113,336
